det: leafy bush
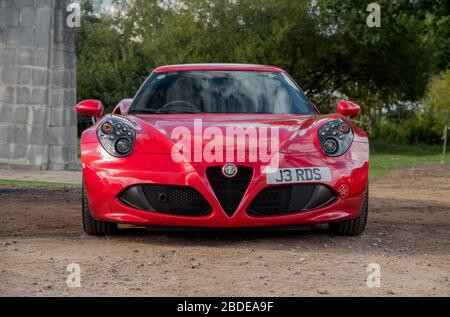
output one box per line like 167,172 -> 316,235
370,108 -> 442,144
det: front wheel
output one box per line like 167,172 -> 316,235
82,181 -> 117,235
329,186 -> 368,236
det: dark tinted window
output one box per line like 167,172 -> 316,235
130,71 -> 315,114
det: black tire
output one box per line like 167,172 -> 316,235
82,181 -> 117,235
329,186 -> 368,236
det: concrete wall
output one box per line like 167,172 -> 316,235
0,0 -> 78,171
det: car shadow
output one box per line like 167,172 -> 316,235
105,224 -> 339,248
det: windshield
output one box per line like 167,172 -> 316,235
130,71 -> 315,115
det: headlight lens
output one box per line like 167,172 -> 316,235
323,138 -> 338,154
318,119 -> 353,157
115,138 -> 132,154
97,117 -> 135,157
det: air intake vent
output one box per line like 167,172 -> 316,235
206,166 -> 253,217
119,185 -> 212,216
248,184 -> 337,216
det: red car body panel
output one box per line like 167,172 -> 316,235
80,64 -> 369,228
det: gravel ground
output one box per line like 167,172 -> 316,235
0,164 -> 449,296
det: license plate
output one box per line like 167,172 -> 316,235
266,167 -> 332,184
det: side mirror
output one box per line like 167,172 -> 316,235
337,100 -> 361,118
75,99 -> 104,123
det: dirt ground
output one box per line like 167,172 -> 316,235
0,164 -> 449,297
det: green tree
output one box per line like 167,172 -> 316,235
425,70 -> 450,135
118,0 -> 434,113
76,0 -> 448,142
76,0 -> 147,110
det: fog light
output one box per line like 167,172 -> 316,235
115,138 -> 131,154
323,138 -> 338,154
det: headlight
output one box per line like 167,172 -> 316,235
318,119 -> 353,157
97,117 -> 135,157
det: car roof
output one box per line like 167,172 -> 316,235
153,63 -> 286,73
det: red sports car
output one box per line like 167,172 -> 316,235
76,64 -> 369,236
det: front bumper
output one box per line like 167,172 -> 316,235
82,143 -> 369,228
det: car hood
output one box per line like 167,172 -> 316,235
129,113 -> 327,154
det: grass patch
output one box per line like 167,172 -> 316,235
370,142 -> 449,180
0,179 -> 80,188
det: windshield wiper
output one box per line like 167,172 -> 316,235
129,109 -> 157,114
131,109 -> 201,114
154,109 -> 201,114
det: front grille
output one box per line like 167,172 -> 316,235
248,184 -> 337,216
206,166 -> 253,217
119,185 -> 211,216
